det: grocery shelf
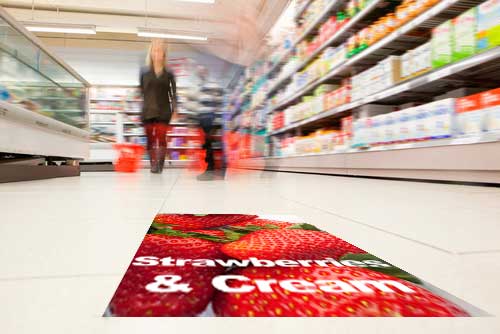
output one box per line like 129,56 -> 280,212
269,0 -> 483,113
267,0 -> 384,97
293,0 -> 314,21
293,0 -> 343,53
267,0 -> 342,75
238,134 -> 500,184
0,100 -> 89,159
268,46 -> 500,136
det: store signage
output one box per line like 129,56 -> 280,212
104,214 -> 483,317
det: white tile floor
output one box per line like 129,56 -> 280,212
1,169 -> 499,333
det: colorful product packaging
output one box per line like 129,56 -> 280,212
453,7 -> 477,61
477,0 -> 500,51
427,98 -> 456,139
480,87 -> 500,132
456,93 -> 484,135
432,20 -> 454,68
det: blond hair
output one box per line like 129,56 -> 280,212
145,39 -> 169,68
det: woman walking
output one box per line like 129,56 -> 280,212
140,39 -> 177,173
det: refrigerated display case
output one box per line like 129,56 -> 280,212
0,7 -> 90,182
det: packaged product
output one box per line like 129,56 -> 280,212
427,98 -> 456,139
477,0 -> 500,51
357,27 -> 370,52
347,35 -> 358,57
405,107 -> 419,141
401,50 -> 414,79
431,20 -> 454,68
480,87 -> 500,132
341,116 -> 353,138
352,118 -> 366,147
453,8 -> 477,61
383,112 -> 397,144
379,56 -> 402,88
397,109 -> 412,142
419,42 -> 432,74
370,114 -> 385,145
456,93 -> 484,135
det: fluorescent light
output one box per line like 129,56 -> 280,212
24,22 -> 96,35
137,29 -> 208,41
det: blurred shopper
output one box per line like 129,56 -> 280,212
190,66 -> 225,181
140,39 -> 177,174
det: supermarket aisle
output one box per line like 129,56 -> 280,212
1,170 -> 500,333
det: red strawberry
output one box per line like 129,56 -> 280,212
154,214 -> 258,230
109,234 -> 224,316
136,234 -> 224,260
229,219 -> 295,229
213,266 -> 469,317
221,229 -> 366,261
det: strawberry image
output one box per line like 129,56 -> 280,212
212,266 -> 469,317
154,214 -> 258,230
190,230 -> 226,238
110,265 -> 217,317
221,229 -> 366,261
229,219 -> 295,229
109,234 -> 225,316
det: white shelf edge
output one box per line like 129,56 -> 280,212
0,100 -> 89,140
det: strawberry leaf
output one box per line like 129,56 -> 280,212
149,225 -> 228,243
288,223 -> 322,232
340,253 -> 422,284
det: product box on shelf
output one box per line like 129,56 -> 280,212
432,20 -> 454,68
396,108 -> 413,143
477,0 -> 500,51
427,98 -> 456,139
456,92 -> 484,135
380,56 -> 402,88
453,7 -> 478,61
480,87 -> 500,132
341,116 -> 353,138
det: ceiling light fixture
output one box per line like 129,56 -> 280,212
23,22 -> 96,35
137,28 -> 208,41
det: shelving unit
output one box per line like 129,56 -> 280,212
0,6 -> 90,182
227,0 -> 500,183
85,85 -> 202,167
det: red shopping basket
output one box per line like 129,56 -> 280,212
113,143 -> 145,173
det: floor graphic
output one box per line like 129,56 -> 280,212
104,214 -> 483,317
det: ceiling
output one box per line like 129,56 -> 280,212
0,0 -> 289,66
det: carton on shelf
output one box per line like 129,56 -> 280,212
426,98 -> 456,139
453,8 -> 478,61
477,0 -> 500,51
432,20 -> 454,68
480,87 -> 500,131
456,93 -> 484,135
